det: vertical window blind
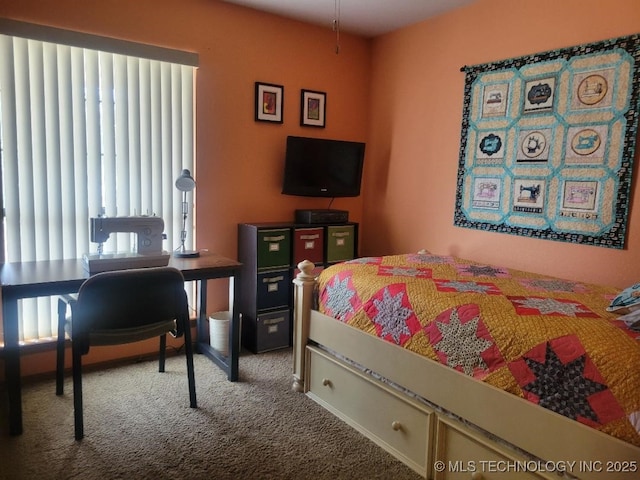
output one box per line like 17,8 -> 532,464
0,23 -> 197,344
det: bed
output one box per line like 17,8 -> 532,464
291,252 -> 640,479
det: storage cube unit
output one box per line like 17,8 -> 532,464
238,221 -> 358,353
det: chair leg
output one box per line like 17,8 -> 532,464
159,334 -> 166,373
182,317 -> 197,408
72,343 -> 84,441
56,300 -> 66,396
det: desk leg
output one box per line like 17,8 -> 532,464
3,296 -> 22,435
195,279 -> 207,355
228,275 -> 239,381
194,276 -> 239,382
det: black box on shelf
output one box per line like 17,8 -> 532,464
295,209 -> 348,224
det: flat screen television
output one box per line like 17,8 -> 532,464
281,136 -> 365,197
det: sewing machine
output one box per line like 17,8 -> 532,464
82,216 -> 171,274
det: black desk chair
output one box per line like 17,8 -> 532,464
55,266 -> 197,440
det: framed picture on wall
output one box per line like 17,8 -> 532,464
300,89 -> 326,128
255,82 -> 284,123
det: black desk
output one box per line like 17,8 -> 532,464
1,252 -> 242,436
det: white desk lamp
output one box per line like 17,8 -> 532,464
174,169 -> 199,258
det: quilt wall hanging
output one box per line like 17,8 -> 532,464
454,34 -> 640,249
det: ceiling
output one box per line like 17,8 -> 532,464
222,0 -> 476,38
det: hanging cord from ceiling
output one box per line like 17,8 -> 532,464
333,0 -> 341,54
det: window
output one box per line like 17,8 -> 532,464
0,19 -> 198,343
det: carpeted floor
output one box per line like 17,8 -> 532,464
0,348 -> 423,479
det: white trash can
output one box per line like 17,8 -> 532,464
208,311 -> 231,356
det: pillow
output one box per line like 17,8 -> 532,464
607,282 -> 640,313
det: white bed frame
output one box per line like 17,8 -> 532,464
291,260 -> 640,480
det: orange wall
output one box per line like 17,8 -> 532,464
364,0 -> 640,289
0,0 -> 370,375
0,0 -> 370,288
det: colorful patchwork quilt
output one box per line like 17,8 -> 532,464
317,253 -> 640,446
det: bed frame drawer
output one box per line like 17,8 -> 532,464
305,346 -> 433,477
434,416 -> 556,480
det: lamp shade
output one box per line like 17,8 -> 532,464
175,169 -> 196,192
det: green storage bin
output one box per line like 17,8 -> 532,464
326,225 -> 355,263
257,228 -> 291,269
